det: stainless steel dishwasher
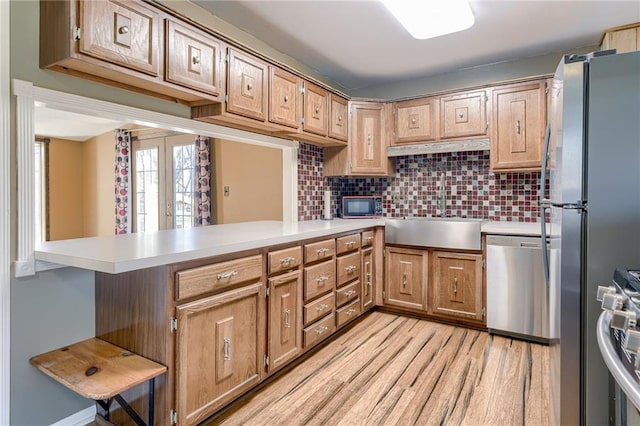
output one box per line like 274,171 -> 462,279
486,235 -> 549,341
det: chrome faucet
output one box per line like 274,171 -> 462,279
437,172 -> 446,217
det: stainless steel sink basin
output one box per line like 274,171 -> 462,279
385,217 -> 486,250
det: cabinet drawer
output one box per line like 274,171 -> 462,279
336,252 -> 361,287
303,292 -> 335,326
336,299 -> 361,328
336,234 -> 361,255
304,239 -> 336,264
166,19 -> 222,96
176,255 -> 263,300
304,260 -> 336,301
303,313 -> 335,348
268,246 -> 302,275
361,230 -> 374,248
336,280 -> 360,307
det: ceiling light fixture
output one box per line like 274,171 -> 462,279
380,0 -> 475,40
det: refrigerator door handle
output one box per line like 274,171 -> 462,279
540,121 -> 551,285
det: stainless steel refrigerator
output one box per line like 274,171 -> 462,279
541,50 -> 640,425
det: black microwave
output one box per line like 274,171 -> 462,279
340,196 -> 383,218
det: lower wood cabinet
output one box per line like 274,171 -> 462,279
430,251 -> 484,322
267,270 -> 302,372
361,247 -> 374,312
385,247 -> 428,311
175,283 -> 263,426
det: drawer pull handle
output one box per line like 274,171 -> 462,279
453,277 -> 458,294
223,337 -> 231,361
345,265 -> 356,273
346,241 -> 355,247
118,26 -> 129,35
316,276 -> 328,284
516,119 -> 521,135
217,270 -> 239,280
280,256 -> 296,265
315,326 -> 328,335
284,308 -> 291,328
316,303 -> 329,312
364,236 -> 373,242
366,272 -> 372,284
346,308 -> 356,316
344,290 -> 356,297
316,248 -> 330,256
402,272 -> 407,287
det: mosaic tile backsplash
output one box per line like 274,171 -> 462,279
297,143 -> 545,223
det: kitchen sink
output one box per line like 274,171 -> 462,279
385,217 -> 486,250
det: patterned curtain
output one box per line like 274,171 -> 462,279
115,130 -> 131,234
194,135 -> 212,226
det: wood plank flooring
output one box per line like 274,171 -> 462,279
209,312 -> 550,426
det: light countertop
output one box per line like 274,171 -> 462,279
35,219 -> 385,274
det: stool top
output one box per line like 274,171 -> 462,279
30,338 -> 167,400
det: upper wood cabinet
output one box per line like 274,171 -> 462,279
40,0 -> 223,104
175,283 -> 263,426
440,90 -> 488,139
78,0 -> 159,75
165,19 -> 222,97
328,94 -> 349,141
226,48 -> 268,121
393,97 -> 437,144
324,101 -> 393,176
601,23 -> 640,54
303,82 -> 329,136
269,66 -> 302,129
430,251 -> 483,323
490,80 -> 547,172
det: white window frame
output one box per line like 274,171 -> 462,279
13,79 -> 299,278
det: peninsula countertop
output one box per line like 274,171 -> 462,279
35,219 -> 385,274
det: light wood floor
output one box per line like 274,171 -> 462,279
210,312 -> 550,426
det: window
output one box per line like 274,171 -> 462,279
34,138 -> 48,242
132,134 -> 198,233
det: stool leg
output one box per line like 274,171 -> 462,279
148,378 -> 155,426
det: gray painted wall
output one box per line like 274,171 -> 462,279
7,1 -> 600,424
349,46 -> 598,99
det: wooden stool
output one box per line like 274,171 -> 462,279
30,338 -> 167,426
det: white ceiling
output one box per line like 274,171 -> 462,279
35,104 -> 126,142
193,0 -> 640,91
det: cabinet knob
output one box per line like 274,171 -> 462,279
284,95 -> 289,102
338,115 -> 342,122
516,119 -> 521,134
315,106 -> 320,114
411,118 -> 416,124
192,56 -> 200,65
118,26 -> 129,35
458,112 -> 464,119
247,82 -> 253,91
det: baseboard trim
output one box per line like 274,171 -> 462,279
50,405 -> 96,426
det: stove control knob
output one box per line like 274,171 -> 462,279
602,293 -> 626,311
611,310 -> 637,331
625,329 -> 640,354
597,285 -> 617,302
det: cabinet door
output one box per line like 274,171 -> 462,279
394,97 -> 436,143
490,81 -> 547,171
166,20 -> 222,96
268,270 -> 302,372
176,284 -> 262,426
227,48 -> 268,121
440,90 -> 487,139
269,66 -> 300,129
329,94 -> 349,141
361,247 -> 374,311
385,247 -> 427,311
350,102 -> 388,175
79,0 -> 159,75
303,82 -> 328,136
431,252 -> 483,322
